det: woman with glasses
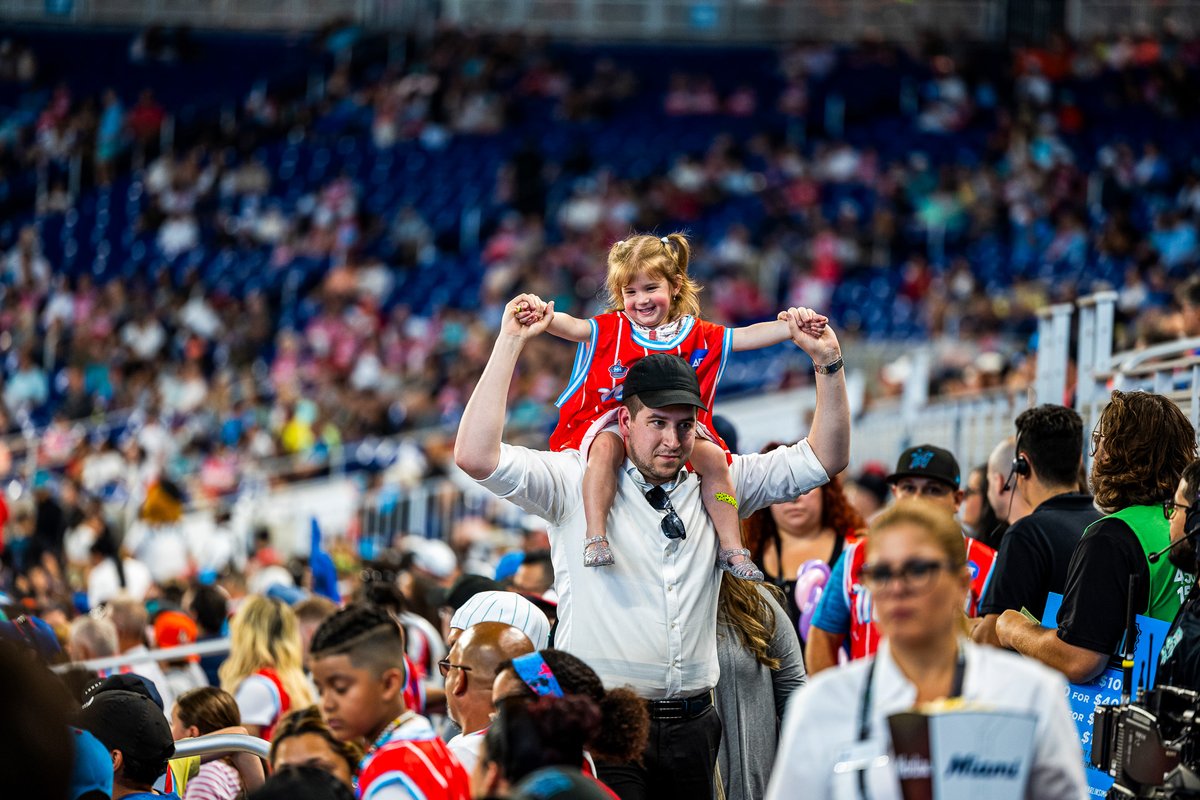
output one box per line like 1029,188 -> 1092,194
767,501 -> 1086,800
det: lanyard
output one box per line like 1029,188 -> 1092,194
855,645 -> 966,799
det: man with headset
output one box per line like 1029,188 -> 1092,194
997,391 -> 1197,683
1158,459 -> 1200,688
973,405 -> 1100,647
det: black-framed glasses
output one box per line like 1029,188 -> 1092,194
859,558 -> 956,592
645,486 -> 686,540
438,659 -> 473,678
1165,499 -> 1193,521
1090,426 -> 1104,457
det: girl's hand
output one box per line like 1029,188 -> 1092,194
512,293 -> 547,326
778,307 -> 828,336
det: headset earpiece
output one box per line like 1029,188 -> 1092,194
1004,432 -> 1030,492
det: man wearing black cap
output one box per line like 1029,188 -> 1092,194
806,443 -> 999,675
77,688 -> 178,799
455,300 -> 849,800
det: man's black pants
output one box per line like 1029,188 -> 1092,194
595,700 -> 722,800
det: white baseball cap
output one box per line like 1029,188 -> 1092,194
450,590 -> 551,650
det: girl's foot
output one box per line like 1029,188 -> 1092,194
584,536 -> 615,567
718,548 -> 765,582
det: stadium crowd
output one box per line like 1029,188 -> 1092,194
5,18 -> 1200,800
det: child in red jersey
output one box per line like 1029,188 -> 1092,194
309,604 -> 470,800
515,232 -> 828,579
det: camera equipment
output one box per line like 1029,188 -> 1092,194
1092,685 -> 1200,798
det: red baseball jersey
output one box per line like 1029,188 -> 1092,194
358,715 -> 470,800
839,534 -> 997,660
549,312 -> 732,452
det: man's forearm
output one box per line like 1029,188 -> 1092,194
804,626 -> 844,676
454,334 -> 523,479
997,611 -> 1109,683
807,358 -> 850,478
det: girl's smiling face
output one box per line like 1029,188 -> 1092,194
622,270 -> 677,328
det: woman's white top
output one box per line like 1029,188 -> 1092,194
766,639 -> 1087,800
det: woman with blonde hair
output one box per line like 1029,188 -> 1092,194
715,573 -> 805,800
767,501 -> 1085,800
219,595 -> 313,740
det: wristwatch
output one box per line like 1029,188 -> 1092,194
814,356 -> 844,375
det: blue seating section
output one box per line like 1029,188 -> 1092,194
6,34 -> 1200,348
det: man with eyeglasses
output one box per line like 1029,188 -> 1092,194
806,444 -> 998,675
444,621 -> 534,773
454,301 -> 848,800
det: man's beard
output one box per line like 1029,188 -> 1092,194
628,446 -> 684,484
1169,536 -> 1199,575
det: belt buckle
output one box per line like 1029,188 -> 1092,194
649,698 -> 687,721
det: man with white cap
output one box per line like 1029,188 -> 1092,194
449,590 -> 551,650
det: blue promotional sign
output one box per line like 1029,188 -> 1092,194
1041,593 -> 1171,796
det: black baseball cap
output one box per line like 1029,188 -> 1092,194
83,672 -> 165,711
622,354 -> 706,411
77,689 -> 175,770
887,445 -> 961,489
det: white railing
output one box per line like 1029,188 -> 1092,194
52,637 -> 231,673
1071,291 -> 1200,463
174,733 -> 270,760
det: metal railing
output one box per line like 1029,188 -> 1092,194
174,733 -> 270,760
53,638 -> 231,674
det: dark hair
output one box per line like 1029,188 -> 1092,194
90,525 -> 125,588
122,744 -> 172,787
0,641 -> 72,800
482,696 -> 601,785
1182,460 -> 1200,506
1092,391 -> 1197,511
176,686 -> 241,735
495,649 -> 648,763
249,765 -> 356,800
1014,405 -> 1084,489
522,550 -> 553,569
189,585 -> 229,634
269,706 -> 362,777
309,603 -> 406,678
967,465 -> 1001,540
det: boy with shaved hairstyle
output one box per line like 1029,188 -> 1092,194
309,603 -> 470,800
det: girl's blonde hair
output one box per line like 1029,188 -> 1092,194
218,595 -> 315,710
605,233 -> 702,321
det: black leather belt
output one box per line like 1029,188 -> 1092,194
646,691 -> 713,721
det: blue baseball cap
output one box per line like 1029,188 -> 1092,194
68,727 -> 113,800
0,614 -> 62,661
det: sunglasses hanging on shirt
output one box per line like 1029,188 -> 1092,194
645,486 -> 687,540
